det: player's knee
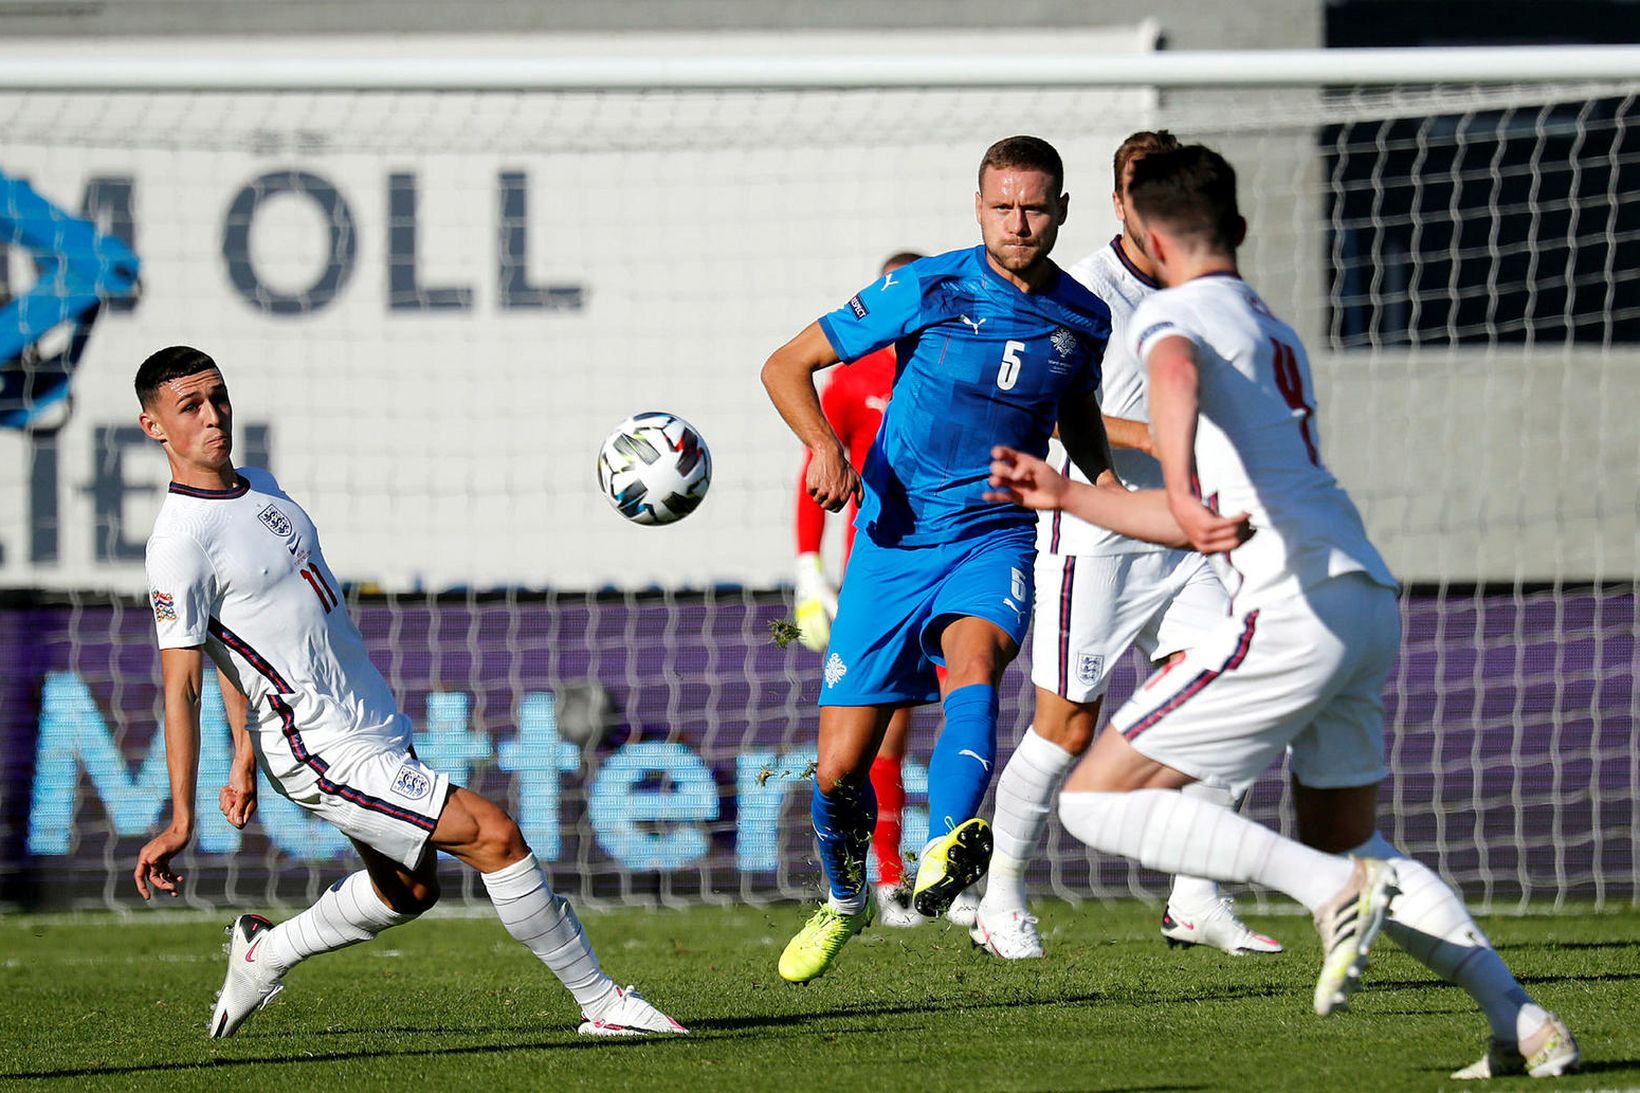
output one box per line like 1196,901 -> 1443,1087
470,810 -> 528,868
944,651 -> 1004,689
814,763 -> 864,797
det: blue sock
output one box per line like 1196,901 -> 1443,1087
926,683 -> 999,837
811,775 -> 877,912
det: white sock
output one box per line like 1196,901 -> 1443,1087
828,890 -> 869,916
481,853 -> 618,1017
1354,833 -> 1546,1042
1166,782 -> 1238,910
983,728 -> 1076,914
259,870 -> 417,975
1058,788 -> 1354,912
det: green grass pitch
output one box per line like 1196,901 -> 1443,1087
2,900 -> 1637,1091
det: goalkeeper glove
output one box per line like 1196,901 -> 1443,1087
794,552 -> 839,653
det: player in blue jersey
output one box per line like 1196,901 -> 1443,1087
762,136 -> 1126,983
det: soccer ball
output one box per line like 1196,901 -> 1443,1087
596,411 -> 712,525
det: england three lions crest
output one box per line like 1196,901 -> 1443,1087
257,504 -> 293,538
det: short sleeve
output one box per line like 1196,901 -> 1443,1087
145,534 -> 218,648
1129,296 -> 1200,363
816,268 -> 924,364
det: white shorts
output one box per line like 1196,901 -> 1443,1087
263,718 -> 450,869
1031,548 -> 1227,703
1108,573 -> 1398,795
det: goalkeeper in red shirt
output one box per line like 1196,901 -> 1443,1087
793,251 -> 929,928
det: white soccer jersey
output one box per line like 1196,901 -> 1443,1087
1129,273 -> 1398,610
1038,237 -> 1166,556
145,467 -> 412,790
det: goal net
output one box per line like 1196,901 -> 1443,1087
0,37 -> 1634,913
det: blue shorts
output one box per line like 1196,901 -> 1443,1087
819,525 -> 1035,706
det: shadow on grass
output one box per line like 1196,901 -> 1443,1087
0,983 -> 1277,1081
1366,969 -> 1640,993
1503,938 -> 1640,954
0,1036 -> 643,1082
1415,1058 -> 1640,1078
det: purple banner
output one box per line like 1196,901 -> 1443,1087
0,588 -> 1633,910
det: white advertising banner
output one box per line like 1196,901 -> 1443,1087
0,30 -> 1158,592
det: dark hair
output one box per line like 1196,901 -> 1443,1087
1112,129 -> 1181,193
881,251 -> 925,273
978,135 -> 1064,195
1126,145 -> 1242,253
136,345 -> 220,408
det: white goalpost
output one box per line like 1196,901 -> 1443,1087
0,38 -> 1634,912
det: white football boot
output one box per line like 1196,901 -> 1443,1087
970,906 -> 1045,960
1312,858 -> 1398,1017
875,883 -> 922,929
945,886 -> 982,929
1451,1013 -> 1580,1080
208,913 -> 286,1038
577,986 -> 688,1037
1161,898 -> 1283,955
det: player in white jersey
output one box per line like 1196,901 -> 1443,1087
985,147 -> 1578,1077
131,346 -> 684,1041
976,131 -> 1281,961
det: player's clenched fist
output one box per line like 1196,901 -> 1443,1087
805,444 -> 863,513
219,764 -> 258,829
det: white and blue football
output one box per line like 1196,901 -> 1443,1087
596,411 -> 712,526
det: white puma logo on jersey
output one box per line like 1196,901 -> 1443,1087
958,749 -> 992,773
880,273 -> 898,290
959,315 -> 986,334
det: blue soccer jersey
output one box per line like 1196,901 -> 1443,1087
817,245 -> 1111,547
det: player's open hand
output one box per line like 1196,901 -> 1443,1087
806,444 -> 862,513
133,826 -> 191,900
985,446 -> 1069,510
219,765 -> 258,829
1170,497 -> 1256,555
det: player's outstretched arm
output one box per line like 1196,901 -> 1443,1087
987,447 -> 1251,552
134,646 -> 207,899
216,669 -> 257,829
988,446 -> 1185,547
762,321 -> 860,512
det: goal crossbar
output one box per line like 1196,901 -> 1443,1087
2,45 -> 1637,92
